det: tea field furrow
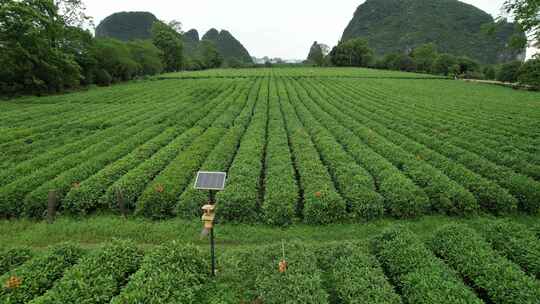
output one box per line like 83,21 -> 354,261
313,78 -> 535,213
310,78 -> 518,215
99,81 -> 246,213
285,80 -> 385,221
136,81 -> 253,219
372,226 -> 483,304
334,80 -> 540,175
177,79 -> 262,219
0,100 -> 197,217
217,78 -> 268,222
430,224 -> 540,304
259,78 -> 298,226
276,78 -> 347,224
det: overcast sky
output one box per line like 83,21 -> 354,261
85,0 -> 536,59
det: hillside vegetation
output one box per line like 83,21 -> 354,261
96,12 -> 253,66
95,12 -> 158,41
201,28 -> 253,64
341,0 -> 526,64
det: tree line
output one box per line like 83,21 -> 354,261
0,0 -> 224,96
306,39 -> 540,89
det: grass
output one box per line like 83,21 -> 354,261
1,214 -> 538,252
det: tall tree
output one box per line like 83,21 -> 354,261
330,39 -> 374,67
504,0 -> 540,44
151,21 -> 184,72
307,41 -> 324,66
411,43 -> 438,73
0,0 -> 81,94
54,0 -> 93,28
198,40 -> 223,69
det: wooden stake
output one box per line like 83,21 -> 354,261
116,188 -> 127,218
47,190 -> 57,224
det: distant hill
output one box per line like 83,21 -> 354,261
95,12 -> 158,41
341,0 -> 526,64
96,12 -> 252,65
202,28 -> 253,64
183,29 -> 200,57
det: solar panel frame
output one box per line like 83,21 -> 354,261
194,171 -> 227,190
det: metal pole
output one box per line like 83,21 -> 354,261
208,190 -> 215,205
210,227 -> 216,277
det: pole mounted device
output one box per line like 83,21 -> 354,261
194,171 -> 227,277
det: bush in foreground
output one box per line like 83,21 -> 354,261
0,243 -> 84,304
0,247 -> 33,276
371,225 -> 482,304
110,242 -> 209,304
430,224 -> 540,304
30,240 -> 143,304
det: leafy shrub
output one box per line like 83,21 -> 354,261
255,252 -> 328,304
330,38 -> 374,67
518,57 -> 540,89
371,225 -> 482,303
430,224 -> 540,304
479,220 -> 540,279
30,240 -> 142,304
497,61 -> 522,82
0,247 -> 33,276
225,242 -> 328,303
0,243 -> 84,304
94,69 -> 112,86
126,40 -> 164,76
110,242 -> 209,304
483,65 -> 496,80
432,53 -> 457,76
331,244 -> 402,304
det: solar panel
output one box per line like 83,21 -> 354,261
194,171 -> 227,190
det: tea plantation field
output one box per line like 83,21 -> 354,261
1,67 -> 540,303
1,68 -> 539,224
1,218 -> 540,303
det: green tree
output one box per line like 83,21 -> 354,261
411,43 -> 438,73
504,0 -> 540,43
0,0 -> 81,95
92,38 -> 139,82
198,40 -> 223,69
54,0 -> 93,28
497,61 -> 523,82
432,53 -> 458,76
307,41 -> 324,66
330,39 -> 374,67
127,40 -> 164,76
456,56 -> 480,74
151,21 -> 184,72
517,57 -> 540,88
483,66 -> 497,80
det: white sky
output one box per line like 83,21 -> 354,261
85,0 -> 537,59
